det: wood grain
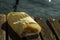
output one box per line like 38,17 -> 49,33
47,18 -> 60,40
35,17 -> 56,40
0,14 -> 6,40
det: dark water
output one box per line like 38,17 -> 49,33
0,0 -> 60,20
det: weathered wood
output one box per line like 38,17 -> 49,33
47,18 -> 60,40
8,36 -> 12,40
0,14 -> 6,40
35,17 -> 56,40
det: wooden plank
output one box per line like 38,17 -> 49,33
48,18 -> 60,40
8,36 -> 12,40
35,17 -> 56,40
0,14 -> 6,40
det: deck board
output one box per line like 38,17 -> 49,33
0,14 -> 6,40
47,18 -> 60,40
35,17 -> 56,40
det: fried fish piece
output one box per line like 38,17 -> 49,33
7,12 -> 41,37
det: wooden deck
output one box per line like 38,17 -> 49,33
0,14 -> 60,40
